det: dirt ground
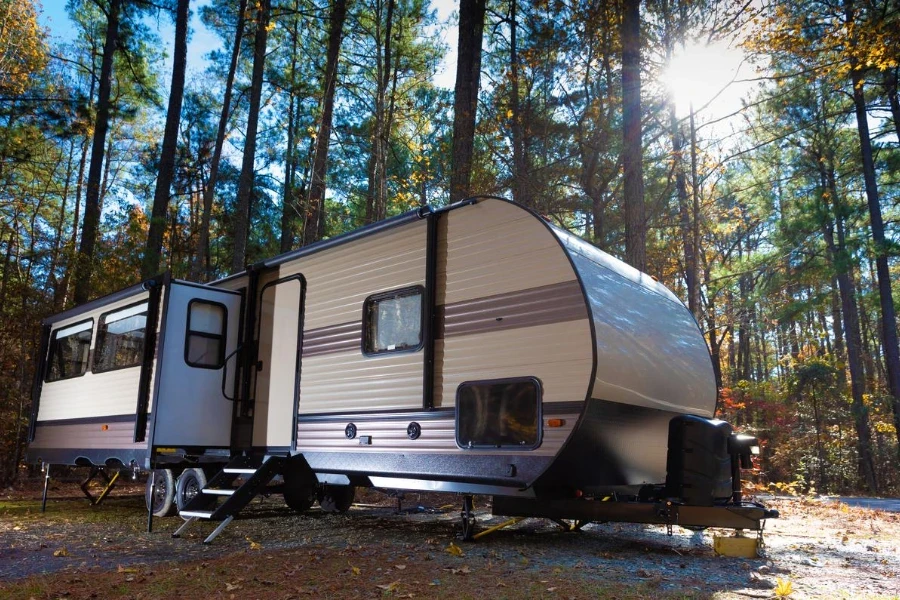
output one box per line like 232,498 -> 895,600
0,477 -> 898,599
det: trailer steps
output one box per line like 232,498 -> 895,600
173,455 -> 285,544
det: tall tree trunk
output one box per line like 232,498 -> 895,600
232,0 -> 271,272
883,68 -> 900,144
73,0 -> 121,304
279,10 -> 300,254
449,0 -> 486,203
621,0 -> 645,271
191,0 -> 247,281
365,0 -> 395,224
845,0 -> 900,457
304,0 -> 347,246
143,0 -> 190,279
820,159 -> 878,493
508,0 -> 530,208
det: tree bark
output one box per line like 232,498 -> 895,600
73,0 -> 121,304
280,9 -> 300,254
621,0 -> 645,271
303,0 -> 347,246
448,0 -> 486,203
883,68 -> 900,144
365,0 -> 395,225
142,0 -> 190,279
192,0 -> 247,280
844,0 -> 900,457
232,0 -> 271,272
819,157 -> 878,493
508,0 -> 531,208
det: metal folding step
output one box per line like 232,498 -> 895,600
173,455 -> 285,544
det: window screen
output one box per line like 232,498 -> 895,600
363,286 -> 424,355
185,300 -> 226,369
456,378 -> 542,449
94,302 -> 148,373
45,319 -> 93,382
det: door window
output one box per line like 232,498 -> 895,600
185,300 -> 227,369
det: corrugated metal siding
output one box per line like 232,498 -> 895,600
30,419 -> 146,450
438,280 -> 586,338
280,221 -> 427,330
298,351 -> 424,413
437,201 -> 576,305
434,320 -> 593,407
296,412 -> 578,457
39,368 -> 143,421
263,221 -> 427,416
434,200 -> 593,410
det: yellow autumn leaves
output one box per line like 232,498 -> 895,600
0,0 -> 48,97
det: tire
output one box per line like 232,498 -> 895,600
283,468 -> 316,513
176,468 -> 214,516
318,485 -> 356,513
145,469 -> 176,517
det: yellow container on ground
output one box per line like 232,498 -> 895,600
713,535 -> 759,558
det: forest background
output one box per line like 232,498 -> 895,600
1,0 -> 898,496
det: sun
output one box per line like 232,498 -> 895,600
662,40 -> 748,120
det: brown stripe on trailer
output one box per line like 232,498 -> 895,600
29,415 -> 148,454
303,320 -> 361,357
435,280 -> 586,339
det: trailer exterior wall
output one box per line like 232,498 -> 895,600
27,287 -> 154,466
285,199 -> 594,489
434,200 -> 594,409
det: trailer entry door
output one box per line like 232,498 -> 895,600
252,274 -> 305,451
151,281 -> 242,448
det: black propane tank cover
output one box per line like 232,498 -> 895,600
407,422 -> 421,440
665,414 -> 733,506
345,423 -> 357,439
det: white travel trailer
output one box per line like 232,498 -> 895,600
28,197 -> 775,543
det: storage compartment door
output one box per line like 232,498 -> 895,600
152,282 -> 242,448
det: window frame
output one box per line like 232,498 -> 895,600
92,300 -> 150,374
361,285 -> 425,357
44,318 -> 94,383
184,299 -> 228,370
454,376 -> 543,451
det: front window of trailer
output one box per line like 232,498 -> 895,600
94,302 -> 148,372
456,378 -> 542,449
45,320 -> 93,382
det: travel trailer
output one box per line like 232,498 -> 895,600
27,196 -> 775,543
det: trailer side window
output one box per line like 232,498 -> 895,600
94,302 -> 148,373
363,286 -> 424,355
456,378 -> 542,449
45,319 -> 93,382
185,300 -> 226,369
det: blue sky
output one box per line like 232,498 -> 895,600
37,0 -> 459,90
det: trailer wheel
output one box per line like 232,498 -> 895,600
145,469 -> 176,517
283,470 -> 316,513
176,468 -> 214,516
318,485 -> 356,513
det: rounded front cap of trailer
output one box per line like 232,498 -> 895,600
454,198 -> 717,491
455,197 -> 716,419
552,226 -> 718,418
